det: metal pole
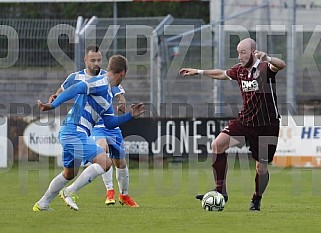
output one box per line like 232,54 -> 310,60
286,0 -> 297,112
212,0 -> 224,115
218,0 -> 225,115
74,16 -> 83,70
150,15 -> 174,114
150,31 -> 158,113
113,1 -> 118,53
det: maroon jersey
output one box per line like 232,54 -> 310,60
226,60 -> 280,127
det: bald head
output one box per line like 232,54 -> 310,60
237,38 -> 257,68
238,38 -> 257,51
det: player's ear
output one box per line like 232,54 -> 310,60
252,50 -> 256,55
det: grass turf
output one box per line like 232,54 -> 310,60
1,159 -> 321,233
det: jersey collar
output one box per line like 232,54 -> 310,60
247,59 -> 261,78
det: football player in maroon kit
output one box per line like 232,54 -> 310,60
179,38 -> 286,211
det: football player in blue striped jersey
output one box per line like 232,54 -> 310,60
33,54 -> 144,211
49,46 -> 138,207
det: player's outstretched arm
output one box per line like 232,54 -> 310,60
179,68 -> 228,80
51,81 -> 87,108
102,103 -> 145,129
37,100 -> 54,111
254,50 -> 286,72
38,81 -> 87,111
129,102 -> 145,117
179,68 -> 199,76
48,87 -> 63,103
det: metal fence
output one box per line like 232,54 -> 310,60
0,18 -> 76,68
1,9 -> 321,116
75,15 -> 211,117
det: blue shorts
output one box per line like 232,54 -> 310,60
58,130 -> 105,168
91,127 -> 126,159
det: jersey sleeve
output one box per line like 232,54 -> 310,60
101,112 -> 132,129
61,73 -> 77,91
103,104 -> 115,115
111,84 -> 125,97
51,81 -> 88,108
225,64 -> 240,80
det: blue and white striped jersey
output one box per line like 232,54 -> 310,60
95,83 -> 125,128
61,69 -> 125,129
52,75 -> 131,136
62,69 -> 125,103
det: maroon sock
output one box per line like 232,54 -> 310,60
211,152 -> 227,194
254,172 -> 269,198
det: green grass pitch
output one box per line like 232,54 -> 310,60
1,159 -> 321,233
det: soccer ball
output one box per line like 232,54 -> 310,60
201,191 -> 225,211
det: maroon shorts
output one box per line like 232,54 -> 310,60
222,120 -> 280,163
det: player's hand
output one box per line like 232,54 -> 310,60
254,50 -> 269,62
48,94 -> 58,103
179,68 -> 198,76
117,102 -> 126,113
129,103 -> 145,118
37,100 -> 54,111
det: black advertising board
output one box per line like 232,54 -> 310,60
120,118 -> 232,158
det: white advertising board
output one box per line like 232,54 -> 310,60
23,118 -> 62,157
274,115 -> 321,167
0,117 -> 8,167
276,115 -> 321,156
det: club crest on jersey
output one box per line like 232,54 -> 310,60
253,69 -> 260,79
241,80 -> 259,92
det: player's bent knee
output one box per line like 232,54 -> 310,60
211,141 -> 221,154
113,158 -> 127,169
212,141 -> 226,154
93,153 -> 112,171
63,170 -> 76,180
256,163 -> 268,175
105,158 -> 112,171
100,158 -> 112,171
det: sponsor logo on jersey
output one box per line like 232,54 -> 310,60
241,80 -> 259,92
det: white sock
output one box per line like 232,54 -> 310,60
38,172 -> 69,207
66,163 -> 105,193
116,166 -> 129,195
102,166 -> 114,190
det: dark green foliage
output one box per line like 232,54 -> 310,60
0,2 -> 209,23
